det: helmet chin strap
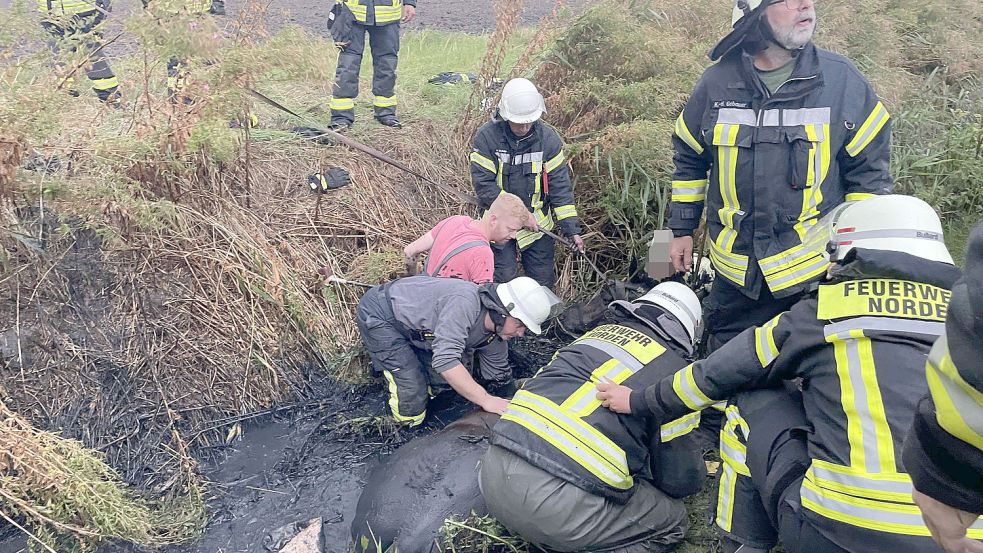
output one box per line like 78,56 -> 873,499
759,17 -> 804,56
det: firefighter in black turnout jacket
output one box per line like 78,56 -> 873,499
598,195 -> 983,553
667,0 -> 893,352
480,282 -> 705,553
40,0 -> 120,103
470,78 -> 583,288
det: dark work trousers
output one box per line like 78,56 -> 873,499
493,234 -> 556,288
330,21 -> 399,125
42,11 -> 119,102
695,277 -> 804,448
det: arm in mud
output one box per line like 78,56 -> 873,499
630,310 -> 797,421
839,80 -> 893,200
469,128 -> 502,210
404,229 -> 435,275
542,129 -> 580,237
442,364 -> 508,414
667,78 -> 712,237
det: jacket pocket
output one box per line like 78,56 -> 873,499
785,124 -> 830,190
709,123 -> 752,233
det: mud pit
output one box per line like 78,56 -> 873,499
82,335 -> 559,553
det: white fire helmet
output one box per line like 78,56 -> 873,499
635,281 -> 704,347
828,195 -> 953,265
496,276 -> 561,335
497,78 -> 547,125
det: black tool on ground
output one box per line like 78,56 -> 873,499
428,72 -> 478,86
308,167 -> 351,192
245,87 -> 479,205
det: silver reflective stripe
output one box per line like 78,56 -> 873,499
496,152 -> 510,163
835,228 -> 945,243
764,254 -> 828,288
800,483 -> 974,530
760,107 -> 831,127
929,335 -> 983,441
759,247 -> 820,271
849,107 -> 890,155
846,336 -> 882,474
810,464 -> 913,496
576,338 -> 645,371
564,360 -> 633,414
824,317 -> 945,340
717,108 -> 757,126
513,392 -> 628,467
673,186 -> 706,196
502,407 -> 628,485
495,151 -> 544,165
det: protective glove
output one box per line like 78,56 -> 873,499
307,167 -> 351,193
327,2 -> 355,46
428,72 -> 478,86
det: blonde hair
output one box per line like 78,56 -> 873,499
488,192 -> 529,223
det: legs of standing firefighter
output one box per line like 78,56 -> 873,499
330,22 -> 401,128
42,9 -> 120,104
493,234 -> 556,288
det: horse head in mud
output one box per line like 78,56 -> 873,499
350,410 -> 499,553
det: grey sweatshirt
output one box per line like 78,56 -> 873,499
387,276 -> 507,374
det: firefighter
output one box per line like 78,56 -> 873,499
356,275 -> 558,427
480,282 -> 706,552
903,221 -> 983,553
667,0 -> 893,353
139,0 -> 223,101
469,78 -> 583,288
40,0 -> 120,104
328,0 -> 416,130
598,195 -> 981,552
403,192 -> 531,283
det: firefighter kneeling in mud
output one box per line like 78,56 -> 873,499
479,282 -> 706,553
597,195 -> 983,553
356,275 -> 559,426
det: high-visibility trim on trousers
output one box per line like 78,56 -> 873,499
503,390 -> 632,490
330,97 -> 355,111
716,404 -> 750,532
373,95 -> 396,108
382,370 -> 425,427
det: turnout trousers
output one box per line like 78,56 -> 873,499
42,11 -> 119,102
492,234 -> 556,288
715,388 -> 943,553
479,445 -> 688,553
330,21 -> 399,125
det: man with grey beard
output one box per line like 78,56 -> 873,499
667,0 -> 892,355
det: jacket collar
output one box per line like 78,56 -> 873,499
733,42 -> 823,100
608,302 -> 694,358
828,248 -> 962,290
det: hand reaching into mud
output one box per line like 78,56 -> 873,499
595,381 -> 633,414
480,395 -> 510,415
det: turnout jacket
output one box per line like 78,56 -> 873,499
632,249 -> 983,549
374,276 -> 507,375
492,308 -> 701,504
470,116 -> 581,250
668,44 -> 892,300
343,0 -> 413,26
904,221 -> 983,514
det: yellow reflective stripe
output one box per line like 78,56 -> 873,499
715,458 -> 739,531
90,76 -> 119,91
758,242 -> 829,292
708,239 -> 748,288
671,363 -> 713,411
845,192 -> 875,202
660,411 -> 701,442
714,122 -> 742,253
469,151 -> 497,174
562,359 -> 632,417
807,460 -> 914,503
373,95 -> 397,107
506,391 -> 632,489
544,151 -> 566,173
720,426 -> 750,477
674,112 -> 704,155
516,210 -> 554,249
793,123 -> 828,241
754,313 -> 783,367
801,477 -> 983,537
845,101 -> 890,157
374,1 -> 402,22
496,159 -> 504,190
553,204 -> 577,221
927,334 -> 983,450
344,0 -> 367,18
382,370 -> 425,426
330,97 -> 355,110
826,327 -> 896,473
816,279 -> 951,321
671,179 -> 708,203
